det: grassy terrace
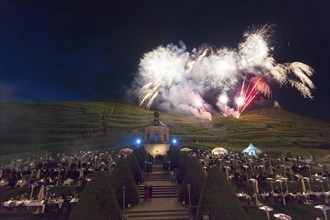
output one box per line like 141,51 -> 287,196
1,101 -> 329,163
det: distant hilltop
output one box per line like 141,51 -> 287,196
0,101 -> 329,159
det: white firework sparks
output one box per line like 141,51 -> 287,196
132,25 -> 315,119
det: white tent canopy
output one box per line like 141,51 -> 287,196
180,147 -> 193,152
119,148 -> 133,154
211,147 -> 228,155
242,143 -> 262,156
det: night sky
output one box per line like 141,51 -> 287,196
1,0 -> 329,120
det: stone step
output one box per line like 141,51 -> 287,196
144,175 -> 170,178
125,209 -> 192,220
137,185 -> 178,190
138,182 -> 178,197
138,188 -> 177,193
126,217 -> 191,220
144,178 -> 171,182
139,194 -> 177,198
137,187 -> 177,191
138,189 -> 177,193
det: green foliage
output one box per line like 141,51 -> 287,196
139,146 -> 148,162
133,148 -> 144,170
167,145 -> 180,170
69,172 -> 121,220
196,166 -> 248,220
176,153 -> 189,184
179,157 -> 205,206
126,153 -> 143,184
1,102 -> 329,161
110,157 -> 139,208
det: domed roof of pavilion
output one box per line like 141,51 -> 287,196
145,112 -> 168,127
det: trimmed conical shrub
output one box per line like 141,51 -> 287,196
126,153 -> 143,184
179,157 -> 205,206
110,157 -> 139,208
176,153 -> 189,184
133,148 -> 144,170
195,166 -> 248,220
167,145 -> 180,170
69,172 -> 121,220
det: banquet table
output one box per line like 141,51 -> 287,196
24,200 -> 44,207
3,199 -> 25,207
49,198 -> 64,209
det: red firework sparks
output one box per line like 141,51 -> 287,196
238,76 -> 272,114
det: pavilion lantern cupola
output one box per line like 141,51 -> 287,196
144,112 -> 169,144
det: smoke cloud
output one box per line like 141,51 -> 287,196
130,26 -> 315,119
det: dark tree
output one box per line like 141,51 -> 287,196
179,157 -> 205,206
110,157 -> 139,208
196,166 -> 248,220
167,145 -> 180,170
69,172 -> 121,220
126,153 -> 143,184
133,148 -> 144,170
176,153 -> 189,184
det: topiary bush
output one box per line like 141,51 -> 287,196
179,157 -> 205,206
69,172 -> 121,220
110,157 -> 139,208
176,153 -> 189,184
133,148 -> 144,170
167,145 -> 180,170
196,166 -> 248,220
126,153 -> 143,184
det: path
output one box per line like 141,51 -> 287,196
125,163 -> 192,220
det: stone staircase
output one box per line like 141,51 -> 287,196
137,184 -> 178,198
125,163 -> 192,220
124,208 -> 192,220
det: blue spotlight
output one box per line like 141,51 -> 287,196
172,139 -> 177,144
136,138 -> 141,145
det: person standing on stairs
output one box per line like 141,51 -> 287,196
148,184 -> 153,200
144,184 -> 149,201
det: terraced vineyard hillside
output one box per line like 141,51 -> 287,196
1,101 -> 329,161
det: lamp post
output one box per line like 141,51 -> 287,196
314,205 -> 330,220
187,183 -> 191,207
243,165 -> 249,179
307,165 -> 312,177
122,185 -> 126,211
30,183 -> 36,200
276,179 -> 286,205
249,178 -> 259,204
218,158 -> 222,169
281,177 -> 289,193
317,178 -> 324,192
303,177 -> 312,192
46,185 -> 51,199
267,178 -> 274,193
324,177 -> 330,191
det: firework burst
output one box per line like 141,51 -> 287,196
132,25 -> 315,119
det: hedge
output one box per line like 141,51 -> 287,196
69,172 -> 121,220
195,166 -> 248,220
